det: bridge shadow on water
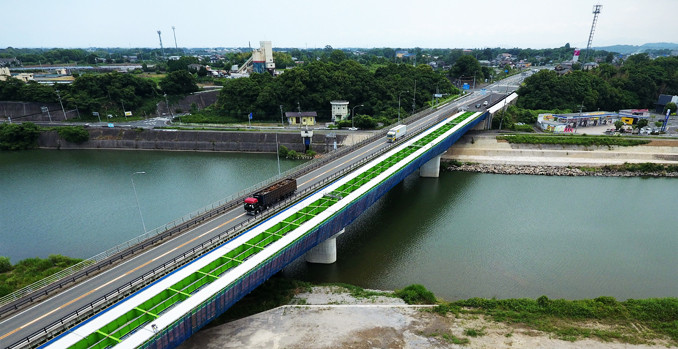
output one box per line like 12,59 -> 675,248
282,170 -> 477,289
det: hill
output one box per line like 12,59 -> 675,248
595,42 -> 678,54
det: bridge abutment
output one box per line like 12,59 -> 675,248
420,154 -> 441,177
305,229 -> 345,264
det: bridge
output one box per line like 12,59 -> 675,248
1,79 -> 521,349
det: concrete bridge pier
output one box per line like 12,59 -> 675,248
305,229 -> 345,264
420,154 -> 441,178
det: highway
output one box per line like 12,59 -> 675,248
0,77 -> 523,348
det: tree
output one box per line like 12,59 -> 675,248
665,102 -> 677,114
636,118 -> 649,129
614,120 -> 624,131
159,70 -> 199,95
0,122 -> 41,150
197,66 -> 208,77
167,56 -> 199,72
449,55 -> 483,80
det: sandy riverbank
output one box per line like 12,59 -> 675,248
177,286 -> 675,349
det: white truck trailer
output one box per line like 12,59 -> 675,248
386,125 -> 407,143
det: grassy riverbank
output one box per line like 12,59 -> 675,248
497,134 -> 651,147
0,255 -> 83,297
212,276 -> 678,346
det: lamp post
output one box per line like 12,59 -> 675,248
55,90 -> 67,120
398,90 -> 409,123
279,105 -> 284,128
275,133 -> 281,176
164,93 -> 173,123
131,171 -> 147,234
351,104 -> 363,130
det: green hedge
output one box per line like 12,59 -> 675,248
497,134 -> 650,147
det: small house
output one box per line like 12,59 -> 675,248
285,111 -> 317,126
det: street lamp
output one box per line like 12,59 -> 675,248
351,104 -> 363,129
279,105 -> 285,128
398,90 -> 409,123
275,133 -> 281,176
131,171 -> 147,234
55,90 -> 67,120
164,93 -> 173,123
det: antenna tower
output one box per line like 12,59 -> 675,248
584,4 -> 602,62
157,30 -> 165,59
172,26 -> 178,50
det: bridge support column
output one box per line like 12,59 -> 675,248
420,154 -> 441,178
305,229 -> 344,264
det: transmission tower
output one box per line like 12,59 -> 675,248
172,26 -> 178,50
584,4 -> 602,62
157,30 -> 165,59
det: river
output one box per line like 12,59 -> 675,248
2,150 -> 676,300
0,149 -> 305,262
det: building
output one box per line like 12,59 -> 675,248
618,109 -> 651,125
285,111 -> 317,126
0,67 -> 9,81
0,57 -> 21,67
251,41 -> 274,74
655,94 -> 678,113
537,111 -> 617,132
330,100 -> 349,122
0,67 -> 34,82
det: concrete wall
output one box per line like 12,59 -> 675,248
38,128 -> 343,153
157,91 -> 219,116
0,101 -> 75,121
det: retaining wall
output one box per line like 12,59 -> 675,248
38,129 -> 342,154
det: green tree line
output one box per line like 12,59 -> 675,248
0,71 -> 199,117
517,54 -> 678,111
213,55 -> 458,122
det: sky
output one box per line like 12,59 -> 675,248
3,0 -> 677,50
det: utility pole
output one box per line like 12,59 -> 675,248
157,30 -> 165,59
172,26 -> 178,51
55,89 -> 67,120
412,79 -> 417,114
279,105 -> 285,127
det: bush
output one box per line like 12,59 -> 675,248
0,122 -> 41,150
0,256 -> 12,273
57,126 -> 89,144
278,145 -> 289,157
395,284 -> 436,304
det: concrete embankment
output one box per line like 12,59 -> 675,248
38,128 -> 348,153
444,133 -> 678,167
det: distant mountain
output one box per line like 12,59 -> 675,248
594,42 -> 678,54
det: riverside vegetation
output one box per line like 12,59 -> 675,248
0,255 -> 83,297
497,134 -> 651,147
0,123 -> 89,150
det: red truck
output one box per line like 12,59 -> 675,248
244,178 -> 297,215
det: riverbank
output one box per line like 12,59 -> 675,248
178,281 -> 678,349
444,133 -> 678,167
444,162 -> 678,177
